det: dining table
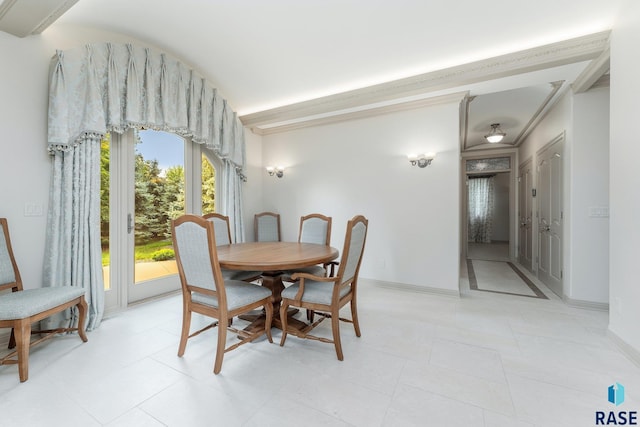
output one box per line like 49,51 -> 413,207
217,241 -> 339,332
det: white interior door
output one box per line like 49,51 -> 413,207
518,159 -> 533,271
537,138 -> 563,296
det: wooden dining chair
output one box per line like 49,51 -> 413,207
282,213 -> 333,279
172,214 -> 273,374
203,213 -> 261,282
0,218 -> 88,382
279,215 -> 368,361
254,212 -> 281,242
281,213 -> 336,321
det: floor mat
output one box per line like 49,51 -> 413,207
467,259 -> 548,299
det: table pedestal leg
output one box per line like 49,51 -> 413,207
238,272 -> 305,333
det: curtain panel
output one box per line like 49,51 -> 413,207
467,176 -> 495,243
46,43 -> 247,330
48,43 -> 246,169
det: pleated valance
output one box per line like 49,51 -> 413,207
47,42 -> 246,171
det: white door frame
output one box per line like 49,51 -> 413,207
535,133 -> 564,297
460,150 -> 517,261
104,130 -> 202,314
517,157 -> 534,272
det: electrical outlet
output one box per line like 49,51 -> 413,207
588,206 -> 609,218
24,203 -> 44,217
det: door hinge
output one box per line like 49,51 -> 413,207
561,211 -> 564,220
560,270 -> 563,279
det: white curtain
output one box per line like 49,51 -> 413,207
468,176 -> 495,243
46,43 -> 247,330
43,138 -> 104,331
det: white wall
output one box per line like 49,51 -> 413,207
570,88 -> 610,304
241,130 -> 264,241
608,0 -> 640,354
252,103 -> 461,293
0,32 -> 56,290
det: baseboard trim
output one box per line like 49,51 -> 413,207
365,278 -> 460,298
608,329 -> 640,368
562,295 -> 609,311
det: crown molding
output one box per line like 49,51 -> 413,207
240,31 -> 611,131
0,0 -> 17,20
512,80 -> 564,146
572,45 -> 610,93
590,73 -> 610,89
459,94 -> 473,152
0,0 -> 78,37
254,91 -> 468,135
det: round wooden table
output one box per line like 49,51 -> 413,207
217,242 -> 339,331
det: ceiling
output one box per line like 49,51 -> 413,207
1,0 -> 621,150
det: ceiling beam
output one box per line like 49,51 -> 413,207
572,45 -> 611,93
254,91 -> 468,135
240,31 -> 611,130
0,0 -> 78,38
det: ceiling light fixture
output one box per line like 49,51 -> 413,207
484,123 -> 506,143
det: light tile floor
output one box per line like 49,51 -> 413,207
1,263 -> 638,427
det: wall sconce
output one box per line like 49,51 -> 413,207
408,152 -> 436,168
266,166 -> 284,178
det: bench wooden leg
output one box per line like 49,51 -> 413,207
14,319 -> 31,382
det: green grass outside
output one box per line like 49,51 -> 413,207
102,239 -> 174,266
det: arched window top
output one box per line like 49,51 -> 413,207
47,42 -> 245,172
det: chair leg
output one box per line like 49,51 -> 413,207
14,319 -> 31,382
264,302 -> 273,343
178,307 -> 192,357
76,297 -> 89,342
213,318 -> 228,375
350,297 -> 361,337
8,328 -> 15,349
331,308 -> 343,361
279,301 -> 289,346
306,309 -> 315,323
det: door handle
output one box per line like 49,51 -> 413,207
127,213 -> 134,234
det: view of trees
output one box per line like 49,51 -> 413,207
100,132 -> 216,262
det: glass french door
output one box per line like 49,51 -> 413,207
102,129 -> 204,312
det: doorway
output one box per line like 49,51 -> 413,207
463,155 -> 515,263
101,129 -> 205,312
